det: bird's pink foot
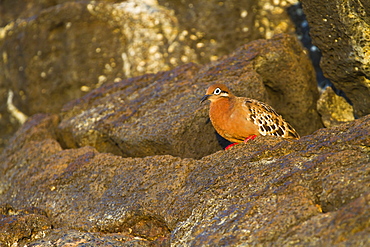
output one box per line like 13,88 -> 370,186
243,135 -> 257,143
224,142 -> 239,150
225,135 -> 257,150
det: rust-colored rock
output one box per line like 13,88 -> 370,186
1,111 -> 369,246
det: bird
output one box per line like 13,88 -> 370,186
200,83 -> 300,149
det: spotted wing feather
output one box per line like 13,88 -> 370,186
244,99 -> 300,139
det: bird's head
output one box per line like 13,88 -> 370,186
200,83 -> 232,104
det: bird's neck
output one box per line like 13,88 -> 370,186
210,97 -> 235,116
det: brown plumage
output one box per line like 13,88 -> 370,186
200,83 -> 299,144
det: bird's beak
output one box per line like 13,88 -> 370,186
200,94 -> 211,104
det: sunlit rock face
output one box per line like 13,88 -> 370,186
0,113 -> 369,246
301,0 -> 370,118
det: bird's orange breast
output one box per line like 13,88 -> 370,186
209,98 -> 259,143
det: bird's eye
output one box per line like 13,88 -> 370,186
213,88 -> 222,95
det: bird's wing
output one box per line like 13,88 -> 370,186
243,99 -> 300,139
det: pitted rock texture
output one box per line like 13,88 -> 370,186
0,204 -> 52,246
57,34 -> 322,159
301,0 -> 370,117
158,0 -> 299,64
317,86 -> 355,127
0,112 -> 369,246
